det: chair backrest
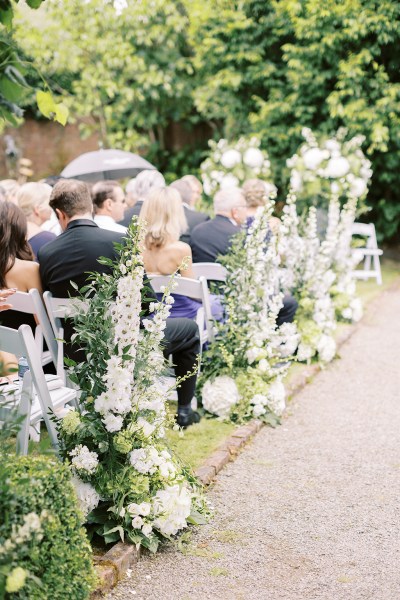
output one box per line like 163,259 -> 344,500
0,324 -> 60,450
7,289 -> 58,366
191,262 -> 227,282
149,275 -> 214,342
351,222 -> 378,249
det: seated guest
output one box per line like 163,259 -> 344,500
190,187 -> 248,263
242,178 -> 280,236
191,187 -> 297,327
170,179 -> 209,245
119,170 -> 165,227
140,186 -> 222,320
38,179 -> 201,427
17,182 -> 57,259
92,180 -> 127,233
0,202 -> 41,332
181,174 -> 203,207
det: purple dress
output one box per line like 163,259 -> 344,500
29,231 -> 57,260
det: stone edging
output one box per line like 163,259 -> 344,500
90,277 -> 400,597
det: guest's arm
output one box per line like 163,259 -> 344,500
0,288 -> 16,312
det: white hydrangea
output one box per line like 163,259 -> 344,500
71,475 -> 100,518
201,376 -> 240,418
297,343 -> 314,362
267,380 -> 286,416
152,484 -> 192,537
102,413 -> 124,433
70,445 -> 99,475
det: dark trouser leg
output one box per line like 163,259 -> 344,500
163,318 -> 200,408
277,295 -> 298,327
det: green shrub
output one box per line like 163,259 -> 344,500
0,455 -> 96,599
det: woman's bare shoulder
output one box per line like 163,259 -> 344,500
8,259 -> 41,291
167,240 -> 192,257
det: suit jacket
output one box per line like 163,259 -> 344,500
38,219 -> 123,298
180,205 -> 209,245
118,202 -> 143,228
189,215 -> 241,263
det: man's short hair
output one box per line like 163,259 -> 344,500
91,180 -> 122,209
170,179 -> 192,205
49,179 -> 93,217
213,187 -> 245,214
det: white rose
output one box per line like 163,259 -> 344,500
138,502 -> 151,516
220,149 -> 241,169
142,523 -> 153,537
302,147 -> 324,170
325,157 -> 350,178
132,516 -> 144,529
243,148 -> 264,168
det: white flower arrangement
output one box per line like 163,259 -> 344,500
287,127 -> 372,212
58,219 -> 207,552
200,136 -> 276,197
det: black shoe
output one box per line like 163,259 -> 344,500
176,408 -> 201,428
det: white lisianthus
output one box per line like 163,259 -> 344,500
316,334 -> 336,363
70,445 -> 99,475
202,375 -> 240,418
71,476 -> 100,518
220,149 -> 241,169
243,147 -> 264,168
132,516 -> 144,529
142,523 -> 153,537
102,413 -> 124,433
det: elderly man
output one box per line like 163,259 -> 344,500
190,186 -> 297,327
170,178 -> 209,244
190,187 -> 247,263
119,170 -> 165,227
38,179 -> 201,427
92,180 -> 127,233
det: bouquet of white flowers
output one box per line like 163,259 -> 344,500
201,136 -> 276,198
287,127 -> 372,214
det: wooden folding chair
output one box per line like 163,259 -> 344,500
0,324 -> 78,454
351,223 -> 383,285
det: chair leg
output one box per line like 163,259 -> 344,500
16,388 -> 31,456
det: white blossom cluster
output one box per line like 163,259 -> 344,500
69,445 -> 99,475
250,379 -> 286,418
152,484 -> 193,537
287,127 -> 372,207
129,447 -> 177,478
200,136 -> 276,197
71,476 -> 101,518
202,375 -> 240,418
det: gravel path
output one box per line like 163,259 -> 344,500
107,283 -> 400,600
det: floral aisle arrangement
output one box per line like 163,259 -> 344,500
287,127 -> 372,214
200,136 -> 276,198
279,193 -> 337,363
199,200 -> 299,424
57,221 -> 207,552
328,196 -> 364,323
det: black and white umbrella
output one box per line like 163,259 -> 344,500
60,149 -> 156,182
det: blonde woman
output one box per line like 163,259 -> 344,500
17,182 -> 56,259
140,186 -> 222,320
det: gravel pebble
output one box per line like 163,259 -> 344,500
107,285 -> 400,600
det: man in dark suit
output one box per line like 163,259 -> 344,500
190,186 -> 297,326
119,170 -> 165,228
190,187 -> 247,263
38,179 -> 201,427
170,179 -> 209,245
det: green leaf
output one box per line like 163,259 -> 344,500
36,90 -> 56,119
26,0 -> 45,7
54,102 -> 69,126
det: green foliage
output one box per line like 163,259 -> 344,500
0,454 -> 96,599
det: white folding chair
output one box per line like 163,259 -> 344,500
0,324 -> 78,454
351,223 -> 383,285
191,262 -> 227,282
7,289 -> 58,369
149,275 -> 214,346
43,292 -> 88,383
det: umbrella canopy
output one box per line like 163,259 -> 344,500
60,149 -> 156,182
